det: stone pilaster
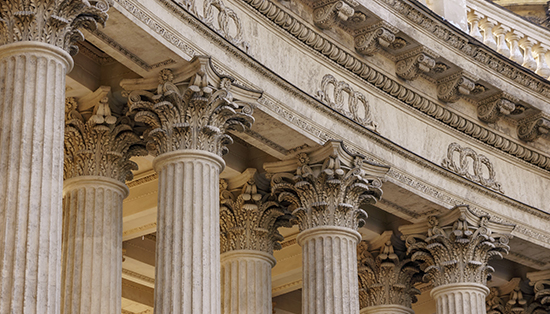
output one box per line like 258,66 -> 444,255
357,232 -> 421,314
265,140 -> 390,314
61,96 -> 146,314
124,56 -> 261,314
400,205 -> 515,314
0,2 -> 110,312
219,169 -> 292,314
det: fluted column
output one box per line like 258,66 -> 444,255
61,96 -> 145,313
400,205 -> 515,314
124,57 -> 260,314
265,141 -> 390,314
0,2 -> 110,312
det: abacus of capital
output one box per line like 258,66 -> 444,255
2,0 -> 550,313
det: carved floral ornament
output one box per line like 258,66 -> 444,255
312,0 -> 355,30
0,0 -> 111,55
399,205 -> 515,288
316,74 -> 378,132
264,140 -> 390,231
122,56 -> 261,157
64,95 -> 147,182
486,277 -> 550,314
477,93 -> 519,124
354,21 -> 398,56
518,112 -> 550,142
219,169 -> 293,255
442,142 -> 504,194
395,47 -> 437,81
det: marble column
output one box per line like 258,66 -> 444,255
265,141 -> 390,314
399,205 -> 515,314
61,97 -> 145,313
219,171 -> 291,314
357,232 -> 420,314
0,3 -> 109,313
125,58 -> 260,314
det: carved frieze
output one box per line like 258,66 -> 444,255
518,112 -> 550,142
316,74 -> 378,131
441,143 -> 503,193
265,140 -> 389,231
357,233 -> 421,310
399,205 -> 514,287
395,47 -> 437,81
437,72 -> 476,103
124,56 -> 261,157
220,170 -> 292,255
0,0 -> 110,55
477,93 -> 518,124
64,94 -> 147,182
313,0 -> 355,30
354,21 -> 398,56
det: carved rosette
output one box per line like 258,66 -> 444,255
220,173 -> 293,255
64,96 -> 147,183
395,48 -> 437,81
357,237 -> 421,310
0,0 -> 111,55
399,205 -> 514,288
477,93 -> 518,124
354,21 -> 398,56
437,72 -> 476,103
313,0 -> 355,29
517,113 -> 550,142
125,57 -> 260,157
266,141 -> 389,232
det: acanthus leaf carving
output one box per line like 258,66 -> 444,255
437,71 -> 477,103
316,74 -> 378,132
400,205 -> 515,288
477,93 -> 518,124
312,0 -> 355,30
487,277 -> 550,314
354,21 -> 398,56
441,142 -> 504,193
0,0 -> 111,55
124,56 -> 261,157
265,140 -> 389,231
64,93 -> 147,182
517,112 -> 550,142
527,270 -> 550,313
395,47 -> 437,81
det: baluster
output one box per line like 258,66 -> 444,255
520,38 -> 538,71
533,44 -> 550,78
506,31 -> 524,64
494,24 -> 511,58
467,9 -> 483,41
479,17 -> 497,50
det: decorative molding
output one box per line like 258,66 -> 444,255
442,142 -> 504,194
122,268 -> 155,284
477,93 -> 518,124
354,21 -> 398,56
437,71 -> 476,103
395,47 -> 437,81
272,279 -> 302,294
127,173 -> 159,188
316,74 -> 378,132
518,112 -> 550,142
0,0 -> 110,55
123,222 -> 157,238
312,0 -> 355,30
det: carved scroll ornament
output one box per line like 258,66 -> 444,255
477,93 -> 518,124
395,47 -> 437,81
442,143 -> 503,193
316,74 -> 378,132
518,112 -> 550,142
354,21 -> 398,56
313,0 -> 355,29
437,72 -> 476,103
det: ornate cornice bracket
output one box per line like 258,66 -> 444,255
313,0 -> 356,29
354,21 -> 398,56
477,93 -> 519,124
395,47 -> 438,81
527,270 -> 550,310
518,112 -> 550,142
437,71 -> 477,103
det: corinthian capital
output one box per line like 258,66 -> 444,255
399,205 -> 515,287
0,0 -> 111,55
527,270 -> 550,312
354,21 -> 398,56
123,56 -> 261,157
265,140 -> 389,231
64,92 -> 147,182
517,112 -> 550,142
357,232 -> 421,310
220,169 -> 293,255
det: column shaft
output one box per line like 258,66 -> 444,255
221,250 -> 275,314
61,177 -> 128,314
154,150 -> 224,314
431,283 -> 488,314
0,42 -> 72,314
299,227 -> 361,314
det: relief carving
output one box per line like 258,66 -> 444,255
487,277 -> 550,314
0,0 -> 111,55
437,72 -> 476,103
354,21 -> 398,56
124,56 -> 261,157
312,0 -> 355,30
395,47 -> 437,81
442,143 -> 503,193
477,93 -> 518,124
518,112 -> 550,142
316,74 -> 378,132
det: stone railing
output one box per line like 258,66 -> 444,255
466,0 -> 550,78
